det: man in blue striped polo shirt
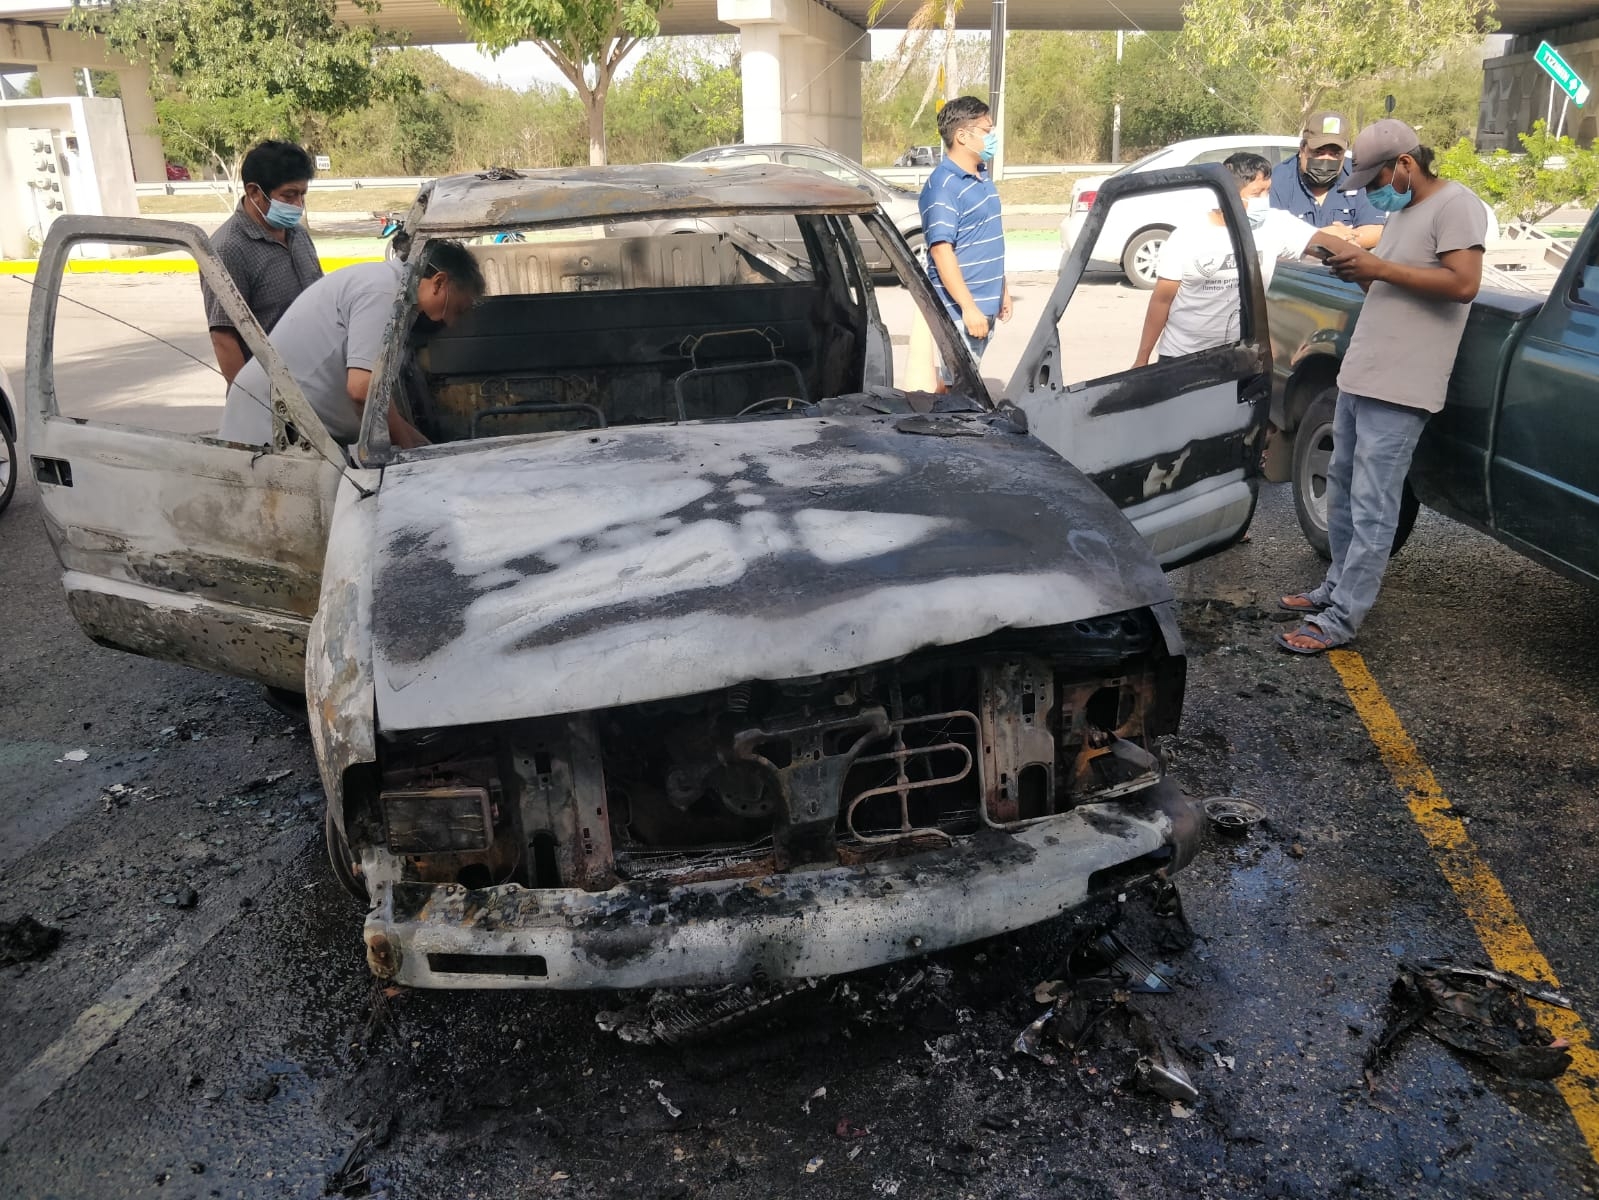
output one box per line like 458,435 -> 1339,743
919,95 -> 1011,388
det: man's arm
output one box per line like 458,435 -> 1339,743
1347,190 -> 1387,249
1133,278 -> 1179,367
345,368 -> 429,449
209,330 -> 248,385
928,243 -> 990,339
1327,244 -> 1483,301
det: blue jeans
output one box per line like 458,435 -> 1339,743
938,323 -> 991,385
1303,391 -> 1429,644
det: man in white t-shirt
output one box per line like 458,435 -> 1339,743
1133,153 -> 1346,366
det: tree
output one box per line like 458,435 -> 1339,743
1110,32 -> 1260,155
1438,120 -> 1599,222
1180,0 -> 1495,129
66,0 -> 413,191
607,38 -> 742,160
437,0 -> 667,165
868,0 -> 965,127
157,93 -> 297,187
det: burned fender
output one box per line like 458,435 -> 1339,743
306,480 -> 381,838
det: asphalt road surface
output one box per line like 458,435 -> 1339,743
2,271 -> 1598,1200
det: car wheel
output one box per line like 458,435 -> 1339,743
1121,227 -> 1171,289
1291,388 -> 1420,561
905,229 -> 927,272
325,805 -> 367,901
0,409 -> 15,518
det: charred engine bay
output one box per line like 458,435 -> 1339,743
356,615 -> 1177,898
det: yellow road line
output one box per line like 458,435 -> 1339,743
0,256 -> 380,276
1329,648 -> 1599,1165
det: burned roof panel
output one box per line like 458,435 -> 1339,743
415,164 -> 881,233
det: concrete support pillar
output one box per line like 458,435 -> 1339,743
718,0 -> 869,161
740,23 -> 785,144
115,66 -> 166,183
34,61 -> 78,97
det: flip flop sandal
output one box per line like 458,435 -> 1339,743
1277,594 -> 1327,615
1274,624 -> 1340,655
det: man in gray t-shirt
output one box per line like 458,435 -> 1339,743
1276,119 -> 1487,654
219,239 -> 484,450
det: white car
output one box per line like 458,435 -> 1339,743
1060,136 -> 1302,288
0,361 -> 15,517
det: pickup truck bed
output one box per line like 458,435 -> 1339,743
1264,208 -> 1599,589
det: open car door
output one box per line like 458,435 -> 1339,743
1006,166 -> 1272,567
24,216 -> 358,692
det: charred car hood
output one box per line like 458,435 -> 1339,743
367,415 -> 1170,731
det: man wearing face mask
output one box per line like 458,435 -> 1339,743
201,141 -> 324,385
1134,153 -> 1344,367
919,95 -> 1011,388
218,239 -> 485,451
1268,112 -> 1386,249
1276,119 -> 1486,654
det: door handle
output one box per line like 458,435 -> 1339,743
32,456 -> 72,486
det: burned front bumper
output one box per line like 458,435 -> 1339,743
362,778 -> 1201,990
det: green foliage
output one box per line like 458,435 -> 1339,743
1180,0 -> 1495,127
998,33 -> 1108,163
1111,33 -> 1262,153
1273,44 -> 1484,145
436,0 -> 668,162
1438,120 -> 1599,221
605,38 -> 742,159
156,93 -> 298,180
439,0 -> 664,59
322,49 -> 587,173
66,0 -> 412,120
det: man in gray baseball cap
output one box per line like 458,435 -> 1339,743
1275,118 -> 1487,655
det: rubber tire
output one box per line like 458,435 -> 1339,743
1122,227 -> 1171,290
1291,387 -> 1421,561
905,229 -> 927,272
0,410 -> 15,518
325,804 -> 367,901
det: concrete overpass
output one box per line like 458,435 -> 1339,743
5,0 -> 1599,182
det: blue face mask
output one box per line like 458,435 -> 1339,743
979,131 -> 998,163
1366,163 -> 1413,213
253,190 -> 304,230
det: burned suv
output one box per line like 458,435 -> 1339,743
26,164 -> 1271,988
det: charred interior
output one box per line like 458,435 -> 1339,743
343,612 -> 1183,894
397,222 -> 875,445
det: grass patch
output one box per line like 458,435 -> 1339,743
995,174 -> 1088,206
140,186 -> 422,216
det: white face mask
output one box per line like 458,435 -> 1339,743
1245,195 -> 1270,229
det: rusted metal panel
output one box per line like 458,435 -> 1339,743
62,573 -> 310,692
514,715 -> 617,891
360,780 -> 1202,990
368,413 -> 1172,731
415,165 -> 881,236
979,660 -> 1058,824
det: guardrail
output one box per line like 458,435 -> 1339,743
136,163 -> 1112,198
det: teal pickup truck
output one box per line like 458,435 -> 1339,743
1264,208 -> 1599,584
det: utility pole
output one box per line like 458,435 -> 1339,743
989,0 -> 1008,181
1112,30 -> 1124,163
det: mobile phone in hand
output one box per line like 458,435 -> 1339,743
1306,244 -> 1336,262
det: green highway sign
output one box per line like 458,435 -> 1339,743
1535,41 -> 1590,106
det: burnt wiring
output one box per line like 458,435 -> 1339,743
7,274 -> 375,500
